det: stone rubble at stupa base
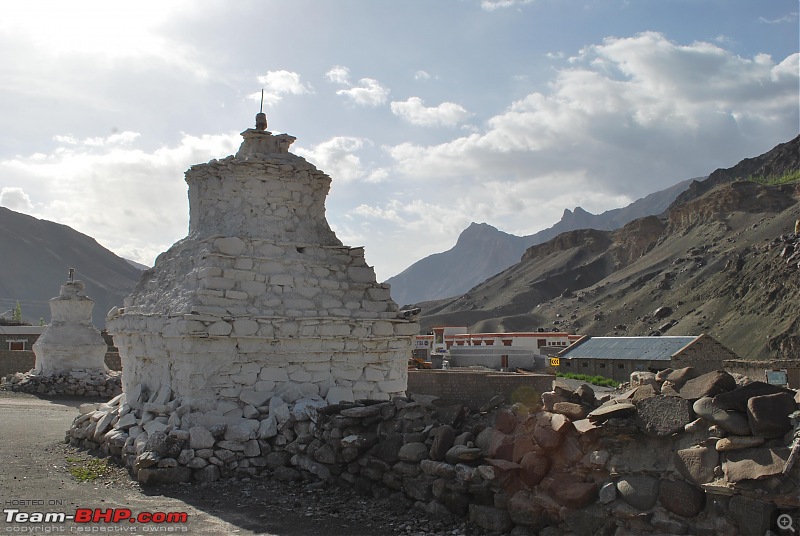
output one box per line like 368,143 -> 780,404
2,280 -> 121,397
67,116 -> 419,482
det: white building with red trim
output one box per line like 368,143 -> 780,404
414,327 -> 580,370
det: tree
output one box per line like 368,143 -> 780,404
12,301 -> 22,323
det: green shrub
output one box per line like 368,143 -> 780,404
556,372 -> 619,388
748,169 -> 800,186
66,457 -> 108,482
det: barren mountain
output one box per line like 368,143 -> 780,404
419,135 -> 800,361
0,207 -> 143,327
386,179 -> 693,305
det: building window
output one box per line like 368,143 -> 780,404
538,339 -> 546,348
565,362 -> 571,367
582,362 -> 588,368
8,340 -> 27,351
618,364 -> 624,369
599,363 -> 606,369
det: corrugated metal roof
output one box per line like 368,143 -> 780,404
559,336 -> 698,361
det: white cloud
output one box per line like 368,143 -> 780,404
481,0 -> 534,11
388,32 -> 799,199
256,70 -> 314,105
0,131 -> 241,266
294,137 -> 378,183
0,187 -> 34,212
336,78 -> 390,107
390,97 -> 473,127
325,66 -> 351,85
414,70 -> 430,81
759,13 -> 798,24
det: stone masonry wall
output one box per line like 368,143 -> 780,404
407,370 -> 553,411
68,367 -> 799,535
670,335 -> 735,374
106,130 -> 418,408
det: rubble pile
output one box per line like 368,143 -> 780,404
68,367 -> 799,534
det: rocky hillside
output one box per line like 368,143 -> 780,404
386,179 -> 693,305
419,135 -> 800,361
0,207 -> 143,327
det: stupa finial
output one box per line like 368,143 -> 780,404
255,89 -> 267,131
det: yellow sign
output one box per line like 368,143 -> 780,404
549,357 -> 560,367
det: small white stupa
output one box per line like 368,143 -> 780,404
2,270 -> 121,397
33,276 -> 109,375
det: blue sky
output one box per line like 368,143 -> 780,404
0,0 -> 797,281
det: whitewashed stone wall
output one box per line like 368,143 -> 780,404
107,126 -> 418,410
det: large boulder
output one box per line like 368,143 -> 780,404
635,395 -> 693,437
746,392 -> 796,438
678,371 -> 736,400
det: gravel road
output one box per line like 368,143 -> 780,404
0,391 -> 490,536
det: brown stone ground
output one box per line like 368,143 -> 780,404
0,391 -> 489,536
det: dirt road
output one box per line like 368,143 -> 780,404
0,391 -> 468,536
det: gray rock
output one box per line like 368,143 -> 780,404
398,442 -> 429,462
723,447 -> 791,482
674,446 -> 718,484
636,395 -> 692,437
552,402 -> 587,420
598,482 -> 617,504
664,367 -> 698,387
189,426 -> 215,450
616,474 -> 660,510
193,464 -> 221,483
368,436 -> 404,463
243,439 -> 260,457
402,476 -> 433,501
469,504 -> 513,533
715,436 -> 765,451
444,445 -> 483,464
137,467 -> 191,484
693,397 -> 751,436
588,402 -> 636,423
507,491 -> 545,528
340,404 -> 384,418
728,495 -> 776,536
678,370 -> 736,400
532,424 -> 562,450
553,481 -> 598,510
429,425 -> 456,461
658,480 -> 705,517
143,431 -> 169,456
519,451 -> 550,487
713,381 -> 794,412
747,392 -> 795,438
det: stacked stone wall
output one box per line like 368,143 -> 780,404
725,359 -> 800,389
68,367 -> 799,535
0,351 -> 120,379
108,148 -> 417,406
670,335 -> 735,374
407,370 -> 553,411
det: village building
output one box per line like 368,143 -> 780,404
555,334 -> 738,383
414,327 -> 581,370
